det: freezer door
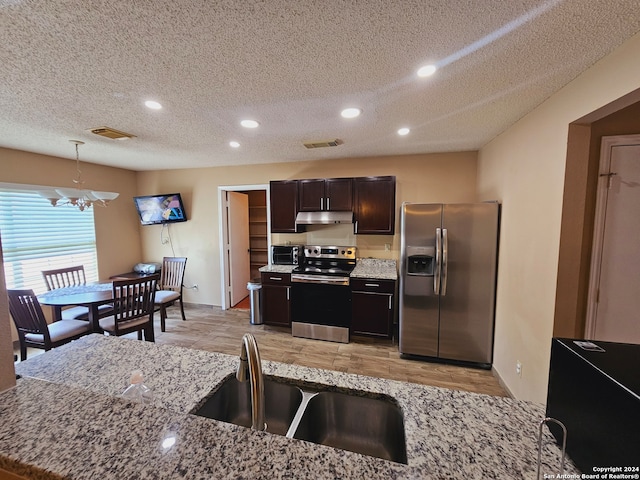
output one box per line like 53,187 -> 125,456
399,203 -> 442,357
438,203 -> 499,364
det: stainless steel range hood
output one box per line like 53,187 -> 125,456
295,211 -> 354,226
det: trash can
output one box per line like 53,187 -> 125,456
247,279 -> 263,325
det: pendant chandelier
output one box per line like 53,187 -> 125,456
38,140 -> 119,211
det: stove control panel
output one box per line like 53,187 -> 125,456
304,245 -> 356,260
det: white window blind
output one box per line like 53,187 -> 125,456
0,189 -> 99,295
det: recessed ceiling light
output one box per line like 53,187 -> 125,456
240,119 -> 259,128
144,100 -> 162,110
341,108 -> 362,119
229,141 -> 240,148
398,128 -> 410,136
417,65 -> 437,77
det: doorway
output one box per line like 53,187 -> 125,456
218,185 -> 270,310
586,135 -> 640,343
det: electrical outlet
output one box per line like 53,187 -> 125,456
516,361 -> 522,377
384,243 -> 391,251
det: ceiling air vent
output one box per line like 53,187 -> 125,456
88,126 -> 136,140
303,139 -> 342,149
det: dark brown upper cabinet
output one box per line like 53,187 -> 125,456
298,178 -> 353,212
354,176 -> 396,235
270,180 -> 300,233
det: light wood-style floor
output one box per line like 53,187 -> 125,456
159,303 -> 507,396
15,303 -> 507,397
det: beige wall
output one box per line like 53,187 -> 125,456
137,152 -> 478,306
0,233 -> 16,392
477,31 -> 640,402
0,147 -> 142,278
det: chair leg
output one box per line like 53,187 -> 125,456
137,331 -> 143,341
160,305 -> 166,332
20,342 -> 27,362
145,323 -> 155,342
179,297 -> 186,321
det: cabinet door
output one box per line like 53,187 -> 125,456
325,178 -> 353,211
351,290 -> 393,338
354,176 -> 396,234
270,180 -> 299,233
298,179 -> 325,211
262,284 -> 291,327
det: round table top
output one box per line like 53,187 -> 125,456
38,283 -> 113,306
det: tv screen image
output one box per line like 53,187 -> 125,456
133,193 -> 187,225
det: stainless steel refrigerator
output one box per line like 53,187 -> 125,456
399,202 -> 500,367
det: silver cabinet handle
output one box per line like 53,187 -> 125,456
320,197 -> 324,210
286,286 -> 290,300
326,197 -> 330,210
365,283 -> 379,287
434,228 -> 442,295
388,295 -> 392,310
269,276 -> 282,281
441,228 -> 448,296
355,220 -> 358,233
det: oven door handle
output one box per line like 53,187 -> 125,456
291,275 -> 349,286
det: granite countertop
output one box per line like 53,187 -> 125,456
351,258 -> 397,280
2,335 -> 576,479
258,264 -> 295,274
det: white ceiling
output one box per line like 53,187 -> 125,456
1,1 -> 639,171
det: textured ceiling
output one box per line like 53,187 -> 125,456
1,1 -> 639,171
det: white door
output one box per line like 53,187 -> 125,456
589,138 -> 640,343
227,191 -> 250,307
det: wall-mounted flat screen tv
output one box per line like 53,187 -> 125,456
133,193 -> 188,225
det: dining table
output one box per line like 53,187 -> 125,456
38,282 -> 114,333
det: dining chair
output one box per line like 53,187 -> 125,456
41,265 -> 113,321
7,289 -> 92,361
155,257 -> 188,332
98,274 -> 159,341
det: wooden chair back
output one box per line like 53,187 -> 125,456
111,274 -> 159,336
160,257 -> 187,292
42,265 -> 86,291
7,289 -> 51,343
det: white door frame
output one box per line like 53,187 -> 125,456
218,184 -> 270,310
585,134 -> 640,338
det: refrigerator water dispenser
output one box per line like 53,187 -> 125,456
407,255 -> 433,275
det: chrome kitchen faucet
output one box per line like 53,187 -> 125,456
236,333 -> 266,431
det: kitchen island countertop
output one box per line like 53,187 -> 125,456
2,334 -> 576,479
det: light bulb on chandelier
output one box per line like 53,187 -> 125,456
38,140 -> 119,211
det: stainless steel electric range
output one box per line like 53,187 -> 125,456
290,245 -> 356,343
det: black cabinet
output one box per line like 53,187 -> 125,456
546,338 -> 640,472
351,278 -> 395,338
298,178 -> 353,212
269,180 -> 299,233
354,176 -> 396,235
261,272 -> 291,327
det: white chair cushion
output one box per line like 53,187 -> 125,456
154,290 -> 180,304
61,304 -> 113,321
24,319 -> 91,343
60,306 -> 90,320
99,315 -> 151,333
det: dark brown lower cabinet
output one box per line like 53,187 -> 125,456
351,278 -> 395,338
261,272 -> 291,327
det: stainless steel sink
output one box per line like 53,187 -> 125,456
193,376 -> 303,436
194,375 -> 407,464
292,391 -> 408,464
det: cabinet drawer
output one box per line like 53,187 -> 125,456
261,272 -> 291,285
350,278 -> 395,293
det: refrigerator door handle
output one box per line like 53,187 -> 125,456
435,227 -> 442,294
441,228 -> 449,296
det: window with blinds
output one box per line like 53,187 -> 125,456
0,189 -> 99,295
